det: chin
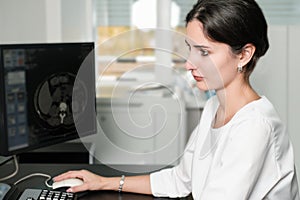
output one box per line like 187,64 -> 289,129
196,82 -> 211,91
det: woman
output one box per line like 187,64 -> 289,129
54,0 -> 299,199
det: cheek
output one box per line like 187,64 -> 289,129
188,51 -> 218,75
187,51 -> 237,89
199,55 -> 224,83
190,55 -> 225,89
211,55 -> 237,86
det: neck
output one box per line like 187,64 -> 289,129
213,79 -> 260,128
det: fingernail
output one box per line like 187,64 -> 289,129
67,188 -> 72,193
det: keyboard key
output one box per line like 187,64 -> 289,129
18,189 -> 76,200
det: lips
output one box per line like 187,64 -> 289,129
193,75 -> 204,81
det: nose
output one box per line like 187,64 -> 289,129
185,59 -> 197,71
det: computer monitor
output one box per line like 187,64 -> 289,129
0,42 -> 96,157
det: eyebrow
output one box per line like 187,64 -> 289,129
194,45 -> 210,49
184,40 -> 190,46
185,39 -> 210,49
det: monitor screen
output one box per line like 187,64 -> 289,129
0,42 -> 96,156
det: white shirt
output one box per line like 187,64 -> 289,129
150,96 -> 299,200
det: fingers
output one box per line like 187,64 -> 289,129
52,170 -> 102,193
67,184 -> 89,193
53,170 -> 85,182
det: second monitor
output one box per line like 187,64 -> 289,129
0,42 -> 96,157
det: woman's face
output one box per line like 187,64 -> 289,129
185,20 -> 240,91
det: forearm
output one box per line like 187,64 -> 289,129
102,175 -> 152,195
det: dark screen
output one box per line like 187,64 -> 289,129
0,43 -> 96,156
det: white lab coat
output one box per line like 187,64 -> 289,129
150,96 -> 299,199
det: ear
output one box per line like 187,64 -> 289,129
238,43 -> 256,67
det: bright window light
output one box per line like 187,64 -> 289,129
131,0 -> 180,29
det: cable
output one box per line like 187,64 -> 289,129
14,173 -> 52,188
0,155 -> 52,189
0,155 -> 19,181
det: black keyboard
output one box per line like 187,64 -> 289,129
18,189 -> 77,200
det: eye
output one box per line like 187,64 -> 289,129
200,49 -> 208,56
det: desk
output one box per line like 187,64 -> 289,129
0,163 -> 192,200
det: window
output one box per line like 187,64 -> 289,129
94,0 -> 196,79
257,0 -> 300,25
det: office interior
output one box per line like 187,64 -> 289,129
0,0 -> 300,198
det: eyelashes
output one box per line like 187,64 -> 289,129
185,40 -> 209,56
200,49 -> 208,56
186,46 -> 209,56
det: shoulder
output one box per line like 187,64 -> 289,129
237,96 -> 282,128
229,96 -> 284,141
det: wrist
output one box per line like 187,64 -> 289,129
100,177 -> 120,191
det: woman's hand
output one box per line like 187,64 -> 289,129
53,170 -> 152,195
53,170 -> 105,193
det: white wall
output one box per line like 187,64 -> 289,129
288,26 -> 300,178
61,0 -> 94,42
0,0 -> 93,43
0,0 -> 47,43
45,0 -> 62,42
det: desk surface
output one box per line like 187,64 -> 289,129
1,163 -> 192,200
